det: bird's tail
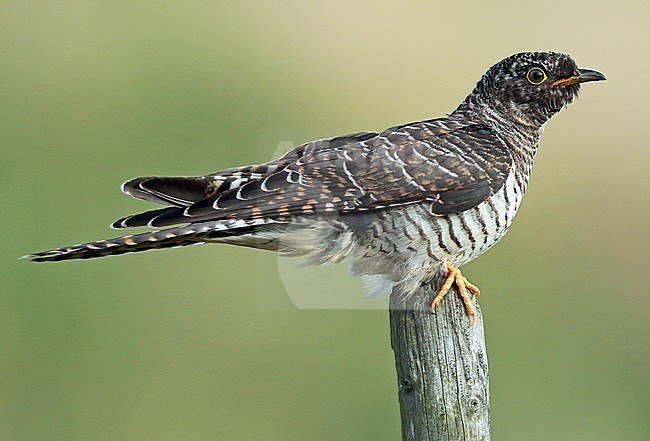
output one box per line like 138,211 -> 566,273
23,221 -> 244,262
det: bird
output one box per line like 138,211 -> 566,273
25,51 -> 605,324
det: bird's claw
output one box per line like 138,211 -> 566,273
431,264 -> 480,326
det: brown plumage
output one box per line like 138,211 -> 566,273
25,52 -> 605,319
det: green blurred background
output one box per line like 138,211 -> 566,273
2,1 -> 648,440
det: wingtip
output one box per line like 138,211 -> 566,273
109,220 -> 124,230
110,214 -> 133,229
120,179 -> 131,195
120,177 -> 145,196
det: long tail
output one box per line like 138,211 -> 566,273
23,221 -> 254,262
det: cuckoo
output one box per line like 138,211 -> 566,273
26,51 -> 606,324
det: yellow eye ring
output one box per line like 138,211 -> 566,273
526,67 -> 548,85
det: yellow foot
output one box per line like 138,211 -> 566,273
431,264 -> 481,326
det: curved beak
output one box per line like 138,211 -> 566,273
551,68 -> 607,87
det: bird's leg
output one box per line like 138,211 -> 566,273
431,263 -> 481,325
462,276 -> 481,297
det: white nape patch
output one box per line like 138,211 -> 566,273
362,274 -> 394,299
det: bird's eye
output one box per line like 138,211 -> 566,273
526,67 -> 548,85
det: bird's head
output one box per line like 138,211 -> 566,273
461,51 -> 606,130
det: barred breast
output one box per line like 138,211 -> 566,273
344,163 -> 527,298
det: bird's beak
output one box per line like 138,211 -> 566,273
551,68 -> 607,87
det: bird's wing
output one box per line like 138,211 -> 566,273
111,131 -> 378,228
118,120 -> 512,228
352,120 -> 513,215
119,132 -> 379,207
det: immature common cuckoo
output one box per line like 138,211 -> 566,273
26,51 -> 606,324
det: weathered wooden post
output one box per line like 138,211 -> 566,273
389,281 -> 490,440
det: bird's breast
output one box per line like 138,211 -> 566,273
390,165 -> 525,268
